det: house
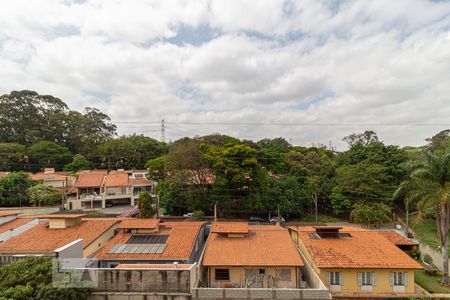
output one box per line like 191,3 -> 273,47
288,226 -> 423,298
95,219 -> 207,268
377,230 -> 419,254
69,170 -> 156,210
0,213 -> 119,264
30,168 -> 77,195
0,213 -> 40,243
202,222 -> 304,288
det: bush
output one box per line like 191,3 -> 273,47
192,210 -> 205,220
28,184 -> 61,206
138,191 -> 154,218
350,202 -> 392,228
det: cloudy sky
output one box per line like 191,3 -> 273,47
1,0 -> 450,149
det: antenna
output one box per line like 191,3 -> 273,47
160,119 -> 165,143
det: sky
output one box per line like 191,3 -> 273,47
1,0 -> 450,149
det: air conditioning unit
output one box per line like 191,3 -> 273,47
131,229 -> 137,234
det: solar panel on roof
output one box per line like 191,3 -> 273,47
127,235 -> 169,244
110,244 -> 167,254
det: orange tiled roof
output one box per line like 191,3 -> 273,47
288,225 -> 365,232
118,218 -> 160,229
30,173 -> 69,181
211,222 -> 249,234
0,219 -> 118,255
0,212 -> 20,217
95,221 -> 205,261
0,217 -> 33,234
378,230 -> 418,246
115,264 -> 192,269
292,227 -> 422,269
75,172 -> 105,188
203,225 -> 304,267
105,173 -> 130,187
38,214 -> 86,219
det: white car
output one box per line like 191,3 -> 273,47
183,212 -> 194,217
270,217 -> 285,223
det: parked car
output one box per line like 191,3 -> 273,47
249,216 -> 266,223
183,212 -> 194,217
270,216 -> 285,224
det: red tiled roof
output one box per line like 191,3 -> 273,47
95,222 -> 205,261
38,214 -> 86,219
0,217 -> 33,234
75,172 -> 105,188
30,172 -> 69,181
291,227 -> 422,269
378,230 -> 418,246
211,222 -> 249,234
0,212 -> 20,217
288,225 -> 365,232
105,173 -> 129,187
203,225 -> 304,267
0,219 -> 118,254
118,218 -> 160,229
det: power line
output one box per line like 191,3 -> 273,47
113,121 -> 450,126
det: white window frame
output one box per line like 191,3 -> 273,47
392,272 -> 407,286
358,272 -> 375,286
328,272 -> 342,286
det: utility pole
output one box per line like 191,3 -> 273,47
160,119 -> 165,143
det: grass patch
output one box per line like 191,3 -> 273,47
412,218 -> 450,256
300,214 -> 346,223
415,270 -> 450,294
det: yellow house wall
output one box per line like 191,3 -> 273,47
83,223 -> 119,257
208,266 -> 297,288
319,268 -> 415,294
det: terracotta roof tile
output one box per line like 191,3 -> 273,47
105,173 -> 129,187
38,214 -> 86,219
95,221 -> 205,261
0,217 -> 33,234
378,230 -> 418,246
130,178 -> 153,185
0,219 -> 118,255
291,227 -> 422,269
118,218 -> 160,229
30,173 -> 69,181
75,172 -> 105,188
203,225 -> 304,267
211,222 -> 249,234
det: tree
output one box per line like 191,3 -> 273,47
27,140 -> 72,171
145,157 -> 167,181
64,154 -> 92,172
350,202 -> 392,229
28,184 -> 61,206
138,191 -> 155,218
0,143 -> 26,171
97,134 -> 166,170
330,186 -> 352,214
426,129 -> 450,152
0,257 -> 90,299
395,152 -> 450,284
156,179 -> 188,215
0,172 -> 34,206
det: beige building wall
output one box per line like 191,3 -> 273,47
83,222 -> 119,257
208,266 -> 298,288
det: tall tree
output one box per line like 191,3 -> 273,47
0,172 -> 34,206
0,143 -> 26,171
27,140 -> 72,171
97,134 -> 166,170
138,191 -> 155,218
395,152 -> 450,284
64,154 -> 92,172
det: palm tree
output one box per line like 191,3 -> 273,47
395,152 -> 449,284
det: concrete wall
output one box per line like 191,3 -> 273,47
89,292 -> 191,300
191,288 -> 330,299
208,266 -> 298,288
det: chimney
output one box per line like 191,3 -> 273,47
313,226 -> 342,239
44,168 -> 55,174
44,214 -> 86,229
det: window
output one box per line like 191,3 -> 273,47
259,269 -> 265,275
328,272 -> 342,285
391,272 -> 407,286
215,269 -> 230,280
358,272 -> 375,286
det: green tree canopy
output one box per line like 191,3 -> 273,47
350,202 -> 392,229
97,134 -> 166,170
64,154 -> 92,172
0,257 -> 90,299
27,141 -> 72,171
0,143 -> 26,171
28,184 -> 61,207
138,191 -> 155,218
0,172 -> 34,206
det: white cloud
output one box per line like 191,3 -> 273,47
1,0 -> 450,149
